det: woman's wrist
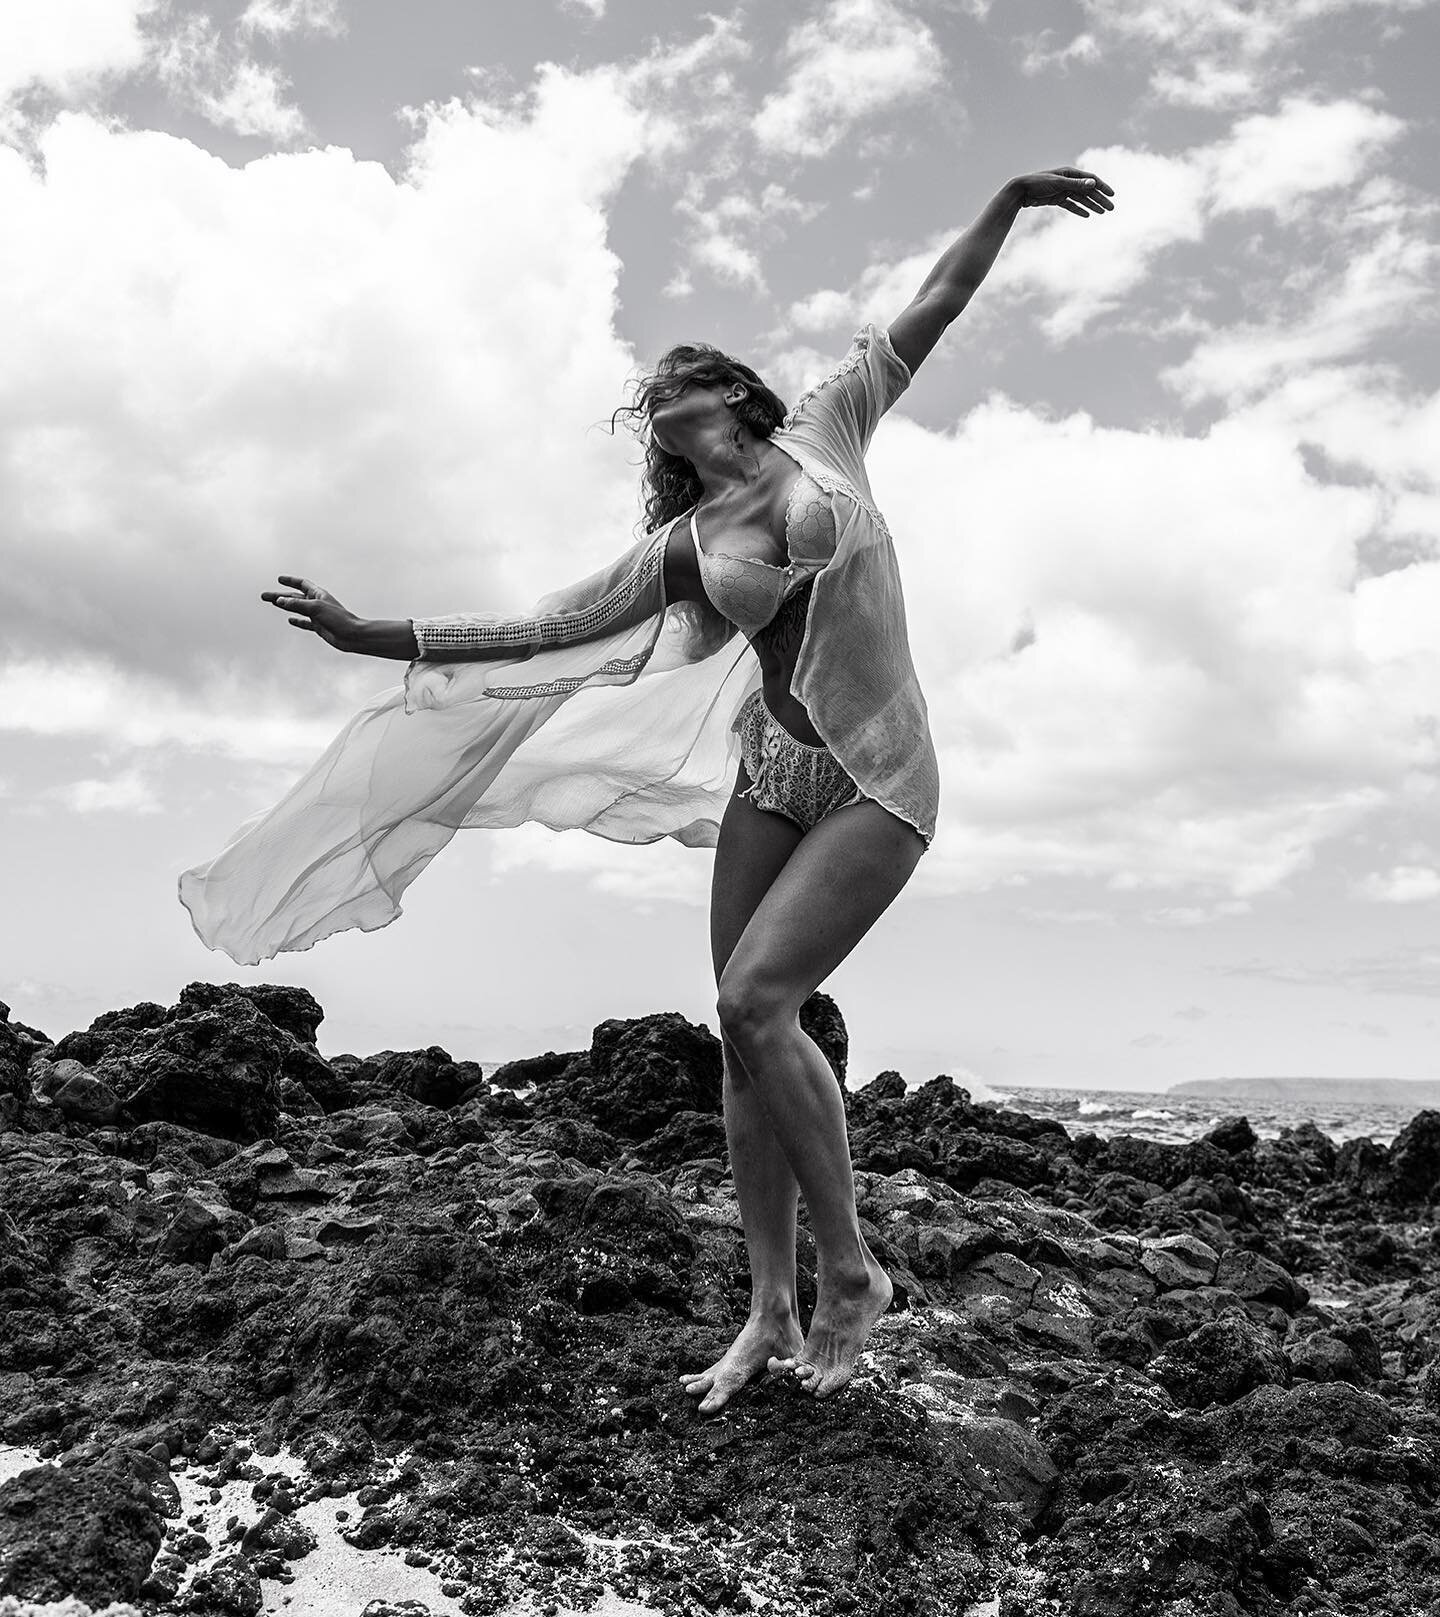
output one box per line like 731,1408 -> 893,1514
350,618 -> 421,659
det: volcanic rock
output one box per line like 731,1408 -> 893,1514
3,989 -> 1440,1616
0,1462 -> 162,1603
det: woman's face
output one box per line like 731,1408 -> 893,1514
646,375 -> 741,452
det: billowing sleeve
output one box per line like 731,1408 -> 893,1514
412,528 -> 668,662
781,325 -> 911,477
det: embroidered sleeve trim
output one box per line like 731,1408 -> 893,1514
481,650 -> 652,701
414,535 -> 664,659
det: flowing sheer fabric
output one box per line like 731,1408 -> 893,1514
179,598 -> 756,965
179,324 -> 938,966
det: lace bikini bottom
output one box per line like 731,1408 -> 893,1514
731,689 -> 869,833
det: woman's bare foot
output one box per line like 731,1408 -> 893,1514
767,1257 -> 892,1398
679,1310 -> 804,1415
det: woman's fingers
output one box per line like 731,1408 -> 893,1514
1044,170 -> 1115,213
1053,167 -> 1115,197
263,574 -> 334,614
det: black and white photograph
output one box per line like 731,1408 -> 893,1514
1,0 -> 1438,1612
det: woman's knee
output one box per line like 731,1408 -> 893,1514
716,971 -> 791,1055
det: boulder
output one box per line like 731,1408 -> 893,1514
1149,1309 -> 1291,1407
346,1046 -> 475,1110
534,1012 -> 724,1139
1139,1234 -> 1219,1291
953,1416 -> 1059,1525
1213,1247 -> 1307,1311
100,999 -> 288,1142
156,1192 -> 252,1264
0,1462 -> 162,1603
28,1057 -> 122,1126
172,981 -> 324,1045
44,984 -> 352,1131
178,1550 -> 263,1614
1201,1116 -> 1258,1155
488,1049 -> 576,1092
1387,1110 -> 1440,1203
1287,1321 -> 1382,1386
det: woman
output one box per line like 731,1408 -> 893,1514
181,167 -> 1115,1405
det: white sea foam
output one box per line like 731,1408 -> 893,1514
0,1441 -> 663,1617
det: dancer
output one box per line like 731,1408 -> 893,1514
181,168 -> 1115,1403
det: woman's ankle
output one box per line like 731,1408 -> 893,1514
747,1292 -> 800,1324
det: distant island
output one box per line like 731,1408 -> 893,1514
1167,1075 -> 1440,1106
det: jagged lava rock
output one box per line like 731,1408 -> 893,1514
40,983 -> 353,1129
531,1011 -> 723,1138
1148,1308 -> 1292,1407
1202,1114 -> 1259,1155
0,1463 -> 162,1603
1385,1109 -> 1440,1203
342,1046 -> 477,1110
4,987 -> 1440,1616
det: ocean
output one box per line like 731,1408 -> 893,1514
478,1059 -> 1435,1151
980,1082 -> 1431,1148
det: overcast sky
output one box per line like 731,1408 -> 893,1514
2,0 -> 1437,1094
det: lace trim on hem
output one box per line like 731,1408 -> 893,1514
781,328 -> 873,432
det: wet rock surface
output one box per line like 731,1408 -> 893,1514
2,983 -> 1440,1613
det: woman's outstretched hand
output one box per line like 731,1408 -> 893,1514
261,575 -> 362,652
1012,168 -> 1115,216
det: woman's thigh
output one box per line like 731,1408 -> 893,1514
710,763 -> 805,987
719,799 -> 925,1020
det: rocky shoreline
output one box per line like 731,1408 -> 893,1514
3,984 -> 1440,1616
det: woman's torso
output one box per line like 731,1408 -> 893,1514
661,450 -> 834,745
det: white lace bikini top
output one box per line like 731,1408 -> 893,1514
690,470 -> 835,640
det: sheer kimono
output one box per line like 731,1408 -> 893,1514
179,325 -> 940,966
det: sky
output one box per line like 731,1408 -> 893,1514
1,0 -> 1437,1094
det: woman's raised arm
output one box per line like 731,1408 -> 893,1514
887,168 -> 1115,377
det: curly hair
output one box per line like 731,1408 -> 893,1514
612,345 -> 789,534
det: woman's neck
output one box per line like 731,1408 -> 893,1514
687,426 -> 777,504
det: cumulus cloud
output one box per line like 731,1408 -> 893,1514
0,657 -> 346,764
151,10 -> 310,141
1073,0 -> 1430,107
0,0 -> 154,107
0,68 -> 654,769
755,0 -> 945,159
1,0 -> 341,147
4,19 -> 1436,928
860,392 -> 1439,900
1163,218 -> 1437,404
784,97 -> 1416,344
